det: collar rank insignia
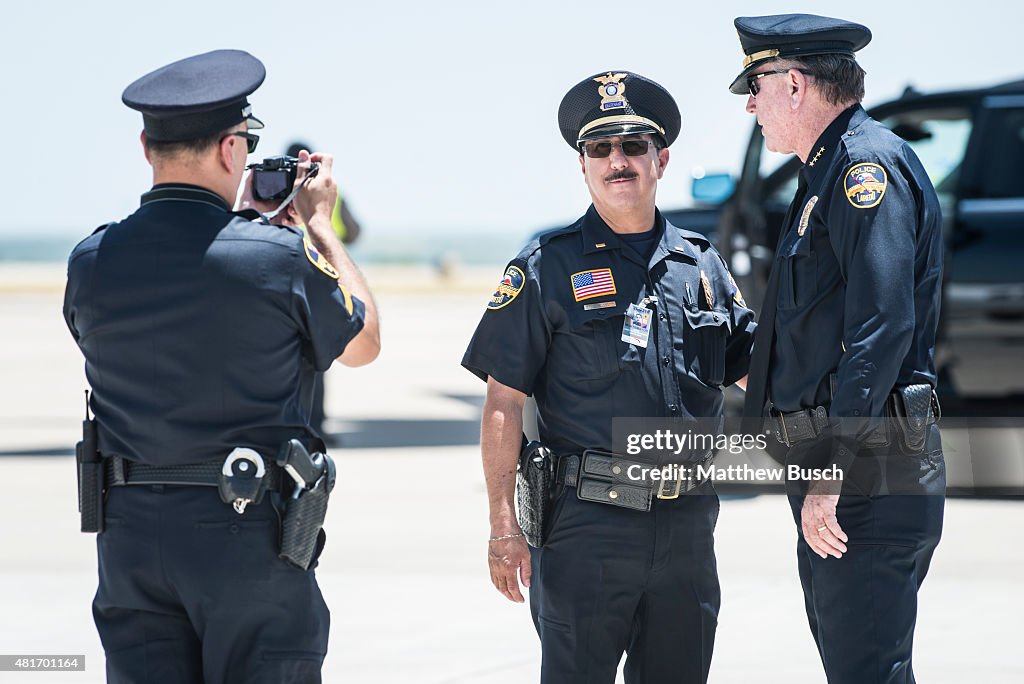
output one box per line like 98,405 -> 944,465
303,238 -> 339,279
808,146 -> 826,167
798,195 -> 818,236
488,264 -> 525,310
700,270 -> 714,309
594,73 -> 629,111
844,163 -> 888,208
571,268 -> 616,302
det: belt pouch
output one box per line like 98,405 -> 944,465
575,450 -> 652,512
891,384 -> 934,453
76,417 -> 103,534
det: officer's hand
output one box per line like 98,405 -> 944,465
801,479 -> 848,559
487,533 -> 532,603
292,150 -> 338,229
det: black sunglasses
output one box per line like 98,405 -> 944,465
747,68 -> 815,97
223,131 -> 260,154
581,139 -> 655,158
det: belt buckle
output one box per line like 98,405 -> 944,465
656,474 -> 683,500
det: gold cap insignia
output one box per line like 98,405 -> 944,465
742,48 -> 780,69
594,73 -> 629,112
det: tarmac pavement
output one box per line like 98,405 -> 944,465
1,265 -> 1021,683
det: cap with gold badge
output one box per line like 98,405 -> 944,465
558,71 -> 680,151
728,14 -> 871,95
122,49 -> 266,142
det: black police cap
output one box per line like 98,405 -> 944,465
558,71 -> 680,151
728,14 -> 871,95
122,49 -> 266,142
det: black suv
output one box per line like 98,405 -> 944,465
689,78 -> 1024,409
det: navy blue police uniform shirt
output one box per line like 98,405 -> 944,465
768,105 -> 943,419
63,184 -> 365,466
462,206 -> 756,456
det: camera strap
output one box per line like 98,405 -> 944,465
255,162 -> 321,224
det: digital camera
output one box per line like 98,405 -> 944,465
248,155 -> 300,201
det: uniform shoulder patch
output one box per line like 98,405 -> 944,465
303,238 -> 339,279
488,264 -> 526,310
844,163 -> 887,209
727,271 -> 746,308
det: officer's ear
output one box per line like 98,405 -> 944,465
656,146 -> 670,178
578,150 -> 586,175
217,134 -> 237,174
140,131 -> 151,163
788,69 -> 810,110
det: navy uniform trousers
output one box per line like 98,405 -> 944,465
94,485 -> 329,683
786,426 -> 945,684
528,482 -> 721,684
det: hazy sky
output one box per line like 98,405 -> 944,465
5,0 -> 1022,237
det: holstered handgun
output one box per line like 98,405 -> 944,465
76,391 -> 104,533
516,440 -> 554,548
277,439 -> 336,570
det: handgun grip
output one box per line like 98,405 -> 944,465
277,439 -> 325,486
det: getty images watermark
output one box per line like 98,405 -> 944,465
614,417 -> 843,484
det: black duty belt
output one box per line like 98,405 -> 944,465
104,455 -> 284,491
556,449 -> 714,512
768,385 -> 941,449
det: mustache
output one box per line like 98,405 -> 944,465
604,170 -> 638,182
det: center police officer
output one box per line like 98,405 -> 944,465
731,15 -> 946,683
463,72 -> 755,683
63,50 -> 379,683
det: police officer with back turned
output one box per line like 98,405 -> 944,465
731,14 -> 945,683
63,49 -> 380,683
463,71 -> 755,683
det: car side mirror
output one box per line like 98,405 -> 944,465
692,173 -> 736,205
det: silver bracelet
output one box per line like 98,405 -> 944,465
488,533 -> 525,543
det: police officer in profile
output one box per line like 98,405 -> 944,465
462,72 -> 755,683
730,15 -> 945,683
63,50 -> 379,682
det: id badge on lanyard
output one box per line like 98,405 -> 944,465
621,295 -> 657,348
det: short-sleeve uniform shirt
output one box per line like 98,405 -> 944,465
463,206 -> 756,456
63,184 -> 365,466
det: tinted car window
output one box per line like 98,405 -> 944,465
881,109 -> 972,198
968,102 -> 1024,198
760,107 -> 973,211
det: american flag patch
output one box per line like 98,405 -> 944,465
570,268 -> 616,302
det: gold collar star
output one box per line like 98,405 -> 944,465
808,146 -> 826,167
